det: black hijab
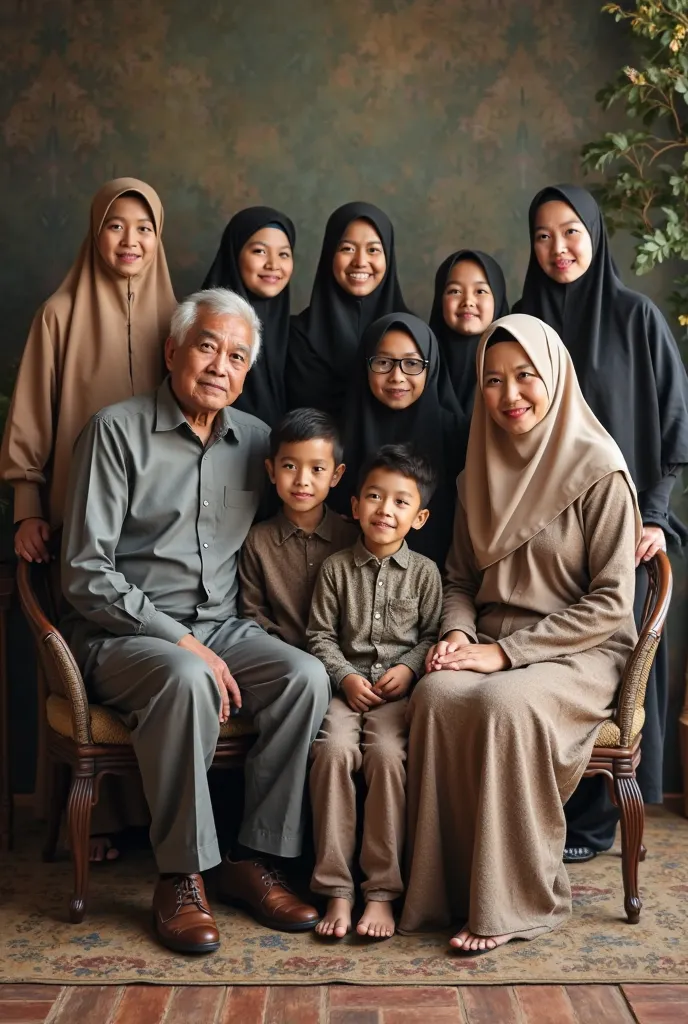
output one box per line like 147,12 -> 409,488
336,312 -> 466,566
429,249 -> 509,416
202,206 -> 295,427
286,202 -> 410,418
518,184 -> 688,495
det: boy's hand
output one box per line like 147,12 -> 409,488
341,673 -> 385,713
372,664 -> 414,701
426,631 -> 472,673
177,634 -> 242,723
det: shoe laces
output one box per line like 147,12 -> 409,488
255,860 -> 294,894
175,875 -> 208,913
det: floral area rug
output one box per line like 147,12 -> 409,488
0,807 -> 686,985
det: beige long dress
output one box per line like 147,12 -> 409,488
0,178 -> 175,831
0,177 -> 175,527
399,313 -> 640,939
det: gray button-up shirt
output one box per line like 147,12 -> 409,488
61,378 -> 270,658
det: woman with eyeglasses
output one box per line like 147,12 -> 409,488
333,313 -> 466,567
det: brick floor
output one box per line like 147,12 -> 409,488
0,982 -> 684,1023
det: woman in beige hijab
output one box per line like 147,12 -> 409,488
1,177 -> 176,555
0,177 -> 176,857
399,313 -> 641,953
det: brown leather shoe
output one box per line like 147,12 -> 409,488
218,856 -> 320,932
153,874 -> 220,954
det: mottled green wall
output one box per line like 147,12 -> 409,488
1,0 -> 686,791
1,0 -> 658,329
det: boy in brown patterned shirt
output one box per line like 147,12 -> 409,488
239,408 -> 359,649
307,444 -> 442,940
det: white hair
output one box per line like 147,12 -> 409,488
169,288 -> 262,366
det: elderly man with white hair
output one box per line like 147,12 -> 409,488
61,288 -> 329,953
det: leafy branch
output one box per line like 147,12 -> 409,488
582,1 -> 688,334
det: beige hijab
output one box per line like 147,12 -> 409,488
0,177 -> 176,526
462,313 -> 641,570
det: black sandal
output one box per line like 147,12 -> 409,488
563,845 -> 597,863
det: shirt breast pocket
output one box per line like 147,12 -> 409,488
220,487 -> 259,539
387,597 -> 418,641
224,487 -> 258,511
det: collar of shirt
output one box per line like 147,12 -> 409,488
154,376 -> 238,443
276,504 -> 338,546
353,535 -> 410,569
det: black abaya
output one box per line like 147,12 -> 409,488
285,202 -> 410,419
429,249 -> 509,418
202,206 -> 295,427
518,183 -> 688,812
333,312 -> 466,568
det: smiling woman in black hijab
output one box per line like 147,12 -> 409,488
286,202 -> 410,419
430,249 -> 509,416
202,206 -> 295,426
518,182 -> 688,860
334,312 -> 466,566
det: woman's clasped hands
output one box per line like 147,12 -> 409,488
425,630 -> 510,675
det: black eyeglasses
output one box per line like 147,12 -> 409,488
367,356 -> 428,376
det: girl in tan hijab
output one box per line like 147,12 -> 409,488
399,313 -> 641,953
1,177 -> 176,559
0,178 -> 176,857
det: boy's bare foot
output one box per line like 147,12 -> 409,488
89,835 -> 120,863
315,897 -> 352,938
449,926 -> 516,954
356,899 -> 395,939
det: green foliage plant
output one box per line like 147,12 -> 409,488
581,1 -> 688,335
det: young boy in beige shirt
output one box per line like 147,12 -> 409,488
239,408 -> 359,649
307,444 -> 442,939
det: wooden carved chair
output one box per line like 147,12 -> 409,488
16,560 -> 258,923
582,549 -> 672,924
16,552 -> 673,926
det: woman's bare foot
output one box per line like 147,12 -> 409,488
89,835 -> 120,863
356,900 -> 395,939
450,926 -> 515,954
315,897 -> 352,938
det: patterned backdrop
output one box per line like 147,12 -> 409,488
1,0 -> 686,791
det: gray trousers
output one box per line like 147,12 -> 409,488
85,617 -> 330,874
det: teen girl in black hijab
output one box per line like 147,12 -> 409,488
286,202 -> 410,419
333,312 -> 466,566
429,249 -> 509,417
518,183 -> 688,859
202,206 -> 295,426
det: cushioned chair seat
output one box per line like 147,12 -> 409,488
594,706 -> 645,748
46,693 -> 258,745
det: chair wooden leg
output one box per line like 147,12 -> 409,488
43,761 -> 70,863
67,772 -> 95,923
615,772 -> 644,924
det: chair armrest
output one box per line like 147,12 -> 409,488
614,551 -> 672,748
41,633 -> 93,746
16,561 -> 93,746
615,632 -> 660,747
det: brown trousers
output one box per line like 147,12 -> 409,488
309,693 -> 408,903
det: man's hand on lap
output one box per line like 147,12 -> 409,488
177,634 -> 241,722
